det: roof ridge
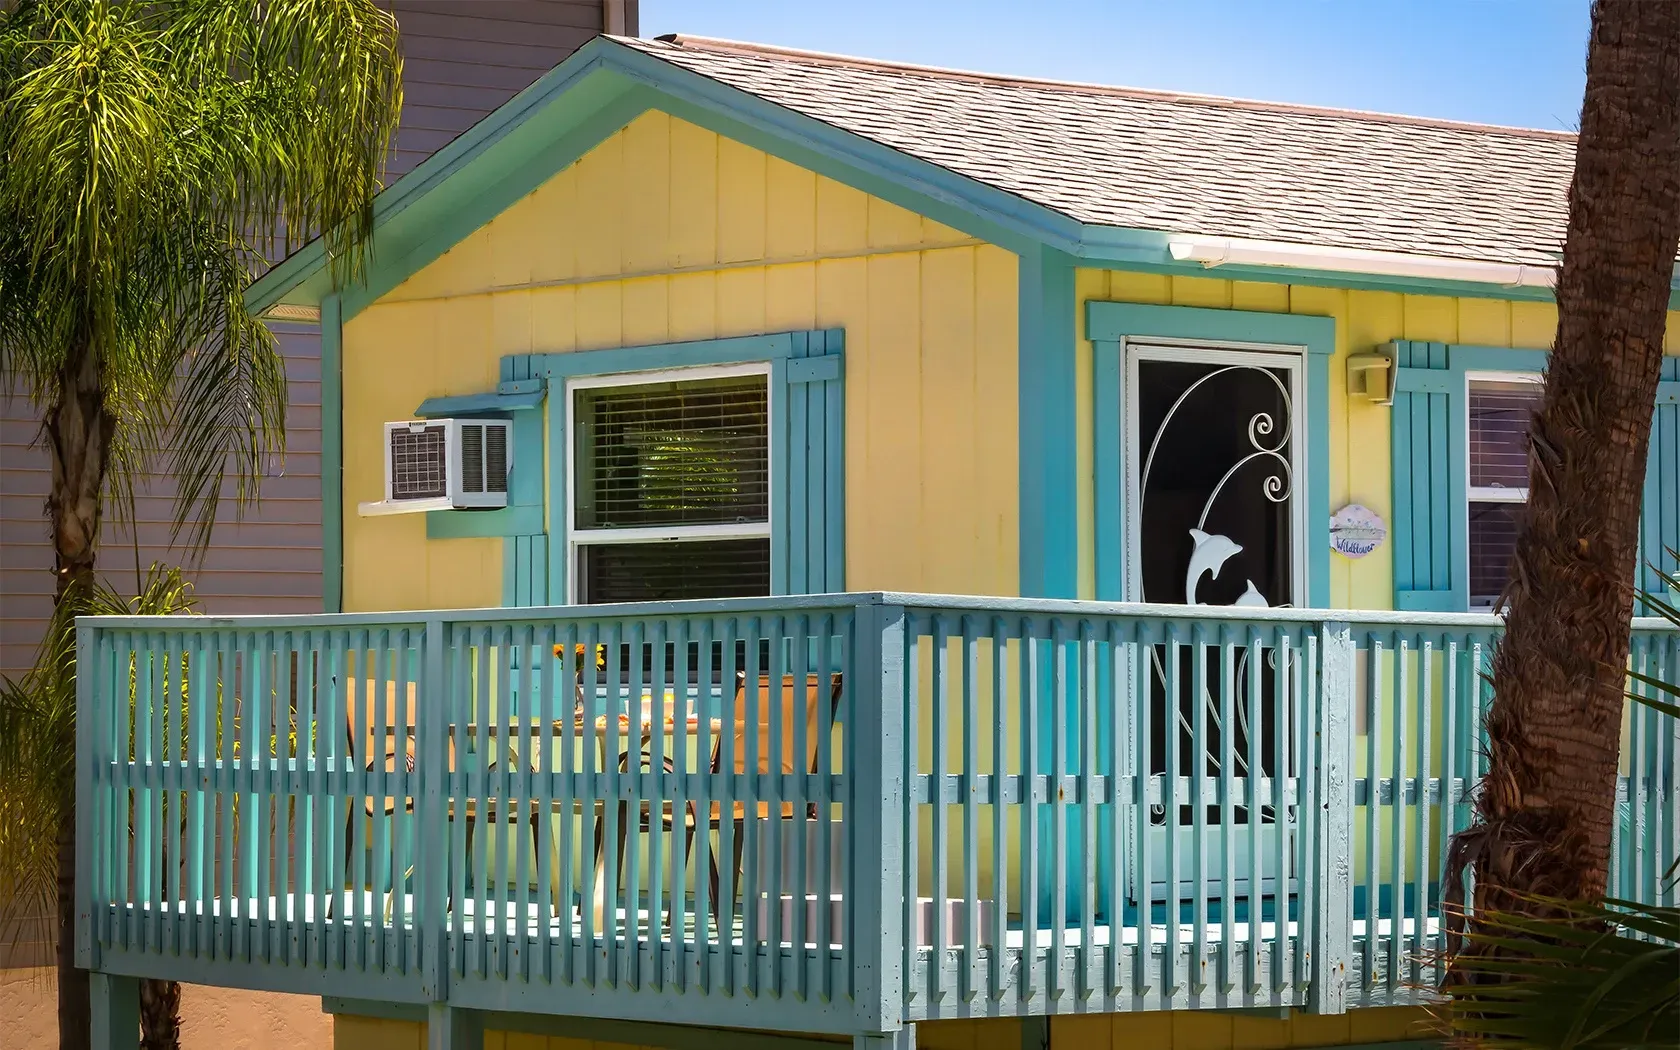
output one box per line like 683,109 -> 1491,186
634,33 -> 1576,142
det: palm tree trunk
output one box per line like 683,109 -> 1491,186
57,816 -> 89,1050
1454,0 -> 1680,945
138,979 -> 181,1050
46,337 -> 109,1050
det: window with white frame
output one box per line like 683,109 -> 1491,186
568,365 -> 771,604
1467,373 -> 1544,608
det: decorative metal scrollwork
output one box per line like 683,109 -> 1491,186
1138,364 -> 1294,607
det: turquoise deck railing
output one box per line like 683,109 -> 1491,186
74,595 -> 1678,1038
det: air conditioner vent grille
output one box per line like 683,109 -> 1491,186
486,425 -> 508,493
461,425 -> 484,493
390,425 -> 448,500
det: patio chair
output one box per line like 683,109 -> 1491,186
338,677 -> 542,922
590,669 -> 843,933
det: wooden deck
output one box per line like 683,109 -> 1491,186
75,594 -> 1678,1042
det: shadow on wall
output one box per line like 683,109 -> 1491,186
1,969 -> 332,1050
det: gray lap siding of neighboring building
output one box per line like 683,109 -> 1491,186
0,1 -> 623,678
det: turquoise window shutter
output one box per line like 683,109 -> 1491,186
1640,359 -> 1680,600
773,329 -> 846,595
1391,341 -> 1466,611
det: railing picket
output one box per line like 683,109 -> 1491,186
1270,625 -> 1289,996
963,616 -> 982,1002
819,612 -> 838,1001
1361,632 -> 1381,995
537,622 -> 556,986
1133,621 -> 1152,1001
516,623 -> 536,984
902,617 -> 921,1009
1104,621 -> 1124,1003
1075,618 -> 1102,1001
792,613 -> 811,1001
1189,621 -> 1208,995
1388,633 -> 1407,995
1050,618 -> 1068,1004
1413,638 -> 1433,987
1218,625 -> 1236,994
993,620 -> 1011,1003
929,613 -> 949,1006
1020,617 -> 1040,1007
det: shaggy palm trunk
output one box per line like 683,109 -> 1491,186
45,337 -> 109,1050
1453,0 -> 1680,956
56,817 -> 87,1050
45,337 -> 179,1047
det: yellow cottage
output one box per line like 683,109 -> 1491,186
82,33 -> 1679,1050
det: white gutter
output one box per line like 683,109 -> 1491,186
1168,234 -> 1558,290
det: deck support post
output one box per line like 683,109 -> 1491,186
90,972 -> 139,1050
852,599 -> 908,1035
427,1003 -> 482,1050
1310,621 -> 1356,1014
854,1027 -> 916,1050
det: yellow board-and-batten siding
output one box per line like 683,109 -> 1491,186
341,110 -> 1019,613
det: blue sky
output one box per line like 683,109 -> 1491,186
639,1 -> 1591,131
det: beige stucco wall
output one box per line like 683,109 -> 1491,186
3,969 -> 331,1049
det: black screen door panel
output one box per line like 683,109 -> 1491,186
1135,357 -> 1295,608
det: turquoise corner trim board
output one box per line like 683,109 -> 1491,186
1019,246 -> 1079,600
1087,301 -> 1335,610
320,294 -> 343,614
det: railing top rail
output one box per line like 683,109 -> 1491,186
71,590 -> 1680,634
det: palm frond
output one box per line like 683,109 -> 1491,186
1442,897 -> 1679,1050
0,563 -> 197,959
0,0 -> 401,554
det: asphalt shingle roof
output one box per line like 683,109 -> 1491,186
622,35 -> 1577,268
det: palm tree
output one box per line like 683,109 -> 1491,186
0,3 -> 402,1047
1440,575 -> 1680,1049
1447,0 -> 1680,927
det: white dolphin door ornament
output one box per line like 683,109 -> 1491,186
1184,528 -> 1269,607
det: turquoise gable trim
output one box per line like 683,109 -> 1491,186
247,40 -> 1680,323
1086,301 -> 1335,609
320,295 -> 344,614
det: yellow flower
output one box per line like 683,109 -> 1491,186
555,642 -> 607,669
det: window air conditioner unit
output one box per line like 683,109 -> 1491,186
359,418 -> 510,516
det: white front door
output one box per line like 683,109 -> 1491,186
1121,341 -> 1306,901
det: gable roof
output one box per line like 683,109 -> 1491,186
248,32 -> 1588,319
628,35 -> 1574,270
